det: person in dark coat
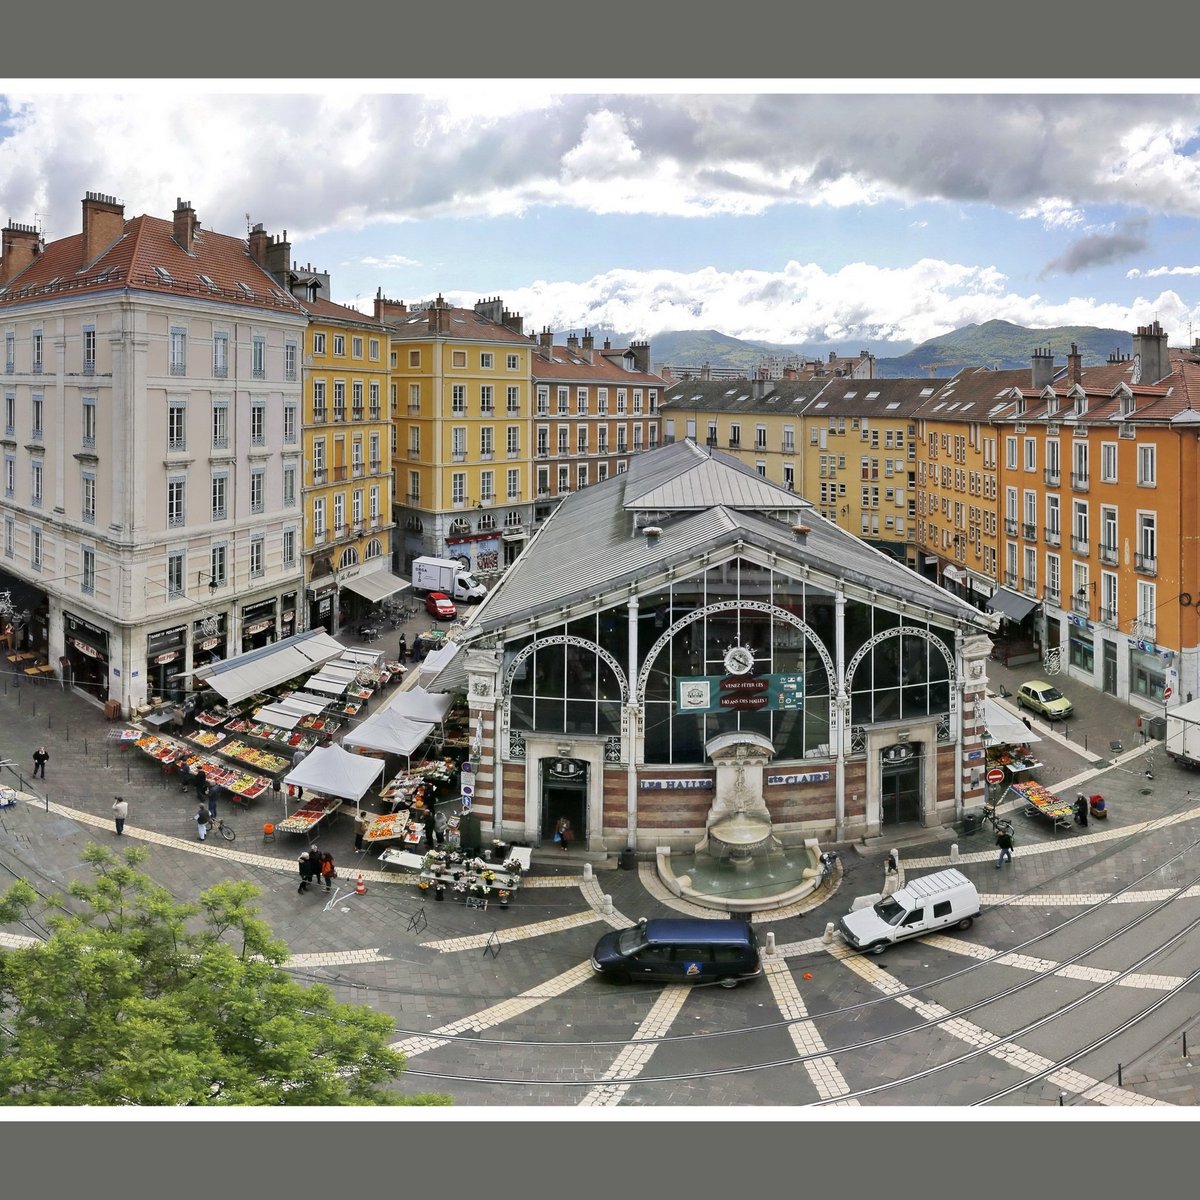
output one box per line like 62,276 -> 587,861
178,758 -> 192,793
1074,793 -> 1089,827
297,851 -> 313,893
194,768 -> 208,800
422,806 -> 437,849
397,634 -> 407,661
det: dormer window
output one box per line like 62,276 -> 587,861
1046,394 -> 1058,417
1016,395 -> 1026,416
1073,392 -> 1087,418
153,265 -> 173,283
1120,389 -> 1135,418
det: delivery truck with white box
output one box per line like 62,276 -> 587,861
410,555 -> 488,603
1165,697 -> 1200,769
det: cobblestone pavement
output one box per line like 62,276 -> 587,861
1,643 -> 1198,1108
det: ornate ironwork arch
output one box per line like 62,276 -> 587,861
502,634 -> 629,704
634,599 -> 836,703
845,625 -> 959,711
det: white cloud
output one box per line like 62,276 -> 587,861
1127,264 -> 1200,278
359,254 -> 421,269
1019,198 -> 1085,230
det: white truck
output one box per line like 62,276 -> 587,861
1164,698 -> 1200,769
410,555 -> 488,603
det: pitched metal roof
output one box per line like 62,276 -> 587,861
469,439 -> 996,636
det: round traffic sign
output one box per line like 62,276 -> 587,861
985,768 -> 1006,785
1164,684 -> 1173,700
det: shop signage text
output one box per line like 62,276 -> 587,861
640,779 -> 715,790
766,771 -> 831,785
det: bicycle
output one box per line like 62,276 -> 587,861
979,804 -> 1014,838
206,816 -> 236,843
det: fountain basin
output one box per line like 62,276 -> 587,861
656,839 -> 827,913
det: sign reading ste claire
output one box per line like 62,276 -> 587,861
676,672 -> 805,715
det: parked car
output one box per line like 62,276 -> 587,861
424,591 -> 457,621
1016,679 -> 1073,720
590,917 -> 762,988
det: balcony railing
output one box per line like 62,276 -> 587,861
1071,471 -> 1089,491
1044,526 -> 1061,547
1021,577 -> 1037,594
728,439 -> 741,449
1022,523 -> 1037,542
1004,570 -> 1017,587
1134,552 -> 1157,575
1072,595 -> 1091,616
1004,518 -> 1018,536
1043,468 -> 1060,486
313,407 -> 327,423
331,466 -> 348,482
1098,543 -> 1119,565
1044,585 -> 1061,605
1099,605 -> 1119,625
1070,535 -> 1089,554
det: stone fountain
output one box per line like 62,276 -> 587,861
656,732 -> 826,913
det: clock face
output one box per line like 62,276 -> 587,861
724,645 -> 755,675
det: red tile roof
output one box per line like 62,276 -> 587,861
0,213 -> 305,317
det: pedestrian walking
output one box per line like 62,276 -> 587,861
354,808 -> 370,852
195,802 -> 210,841
193,767 -> 208,800
292,748 -> 306,770
320,852 -> 337,891
111,795 -> 128,836
555,816 -> 573,850
32,745 -> 49,779
996,828 -> 1015,868
422,806 -> 437,849
1074,793 -> 1090,828
178,758 -> 192,793
397,633 -> 407,661
297,851 -> 313,893
207,781 -> 218,822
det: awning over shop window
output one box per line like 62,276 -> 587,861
942,566 -> 964,582
339,570 -> 411,604
986,587 -> 1039,622
982,698 -> 1042,746
193,629 -> 346,704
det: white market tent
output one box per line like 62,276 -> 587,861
342,708 -> 435,763
254,704 -> 303,730
384,685 -> 455,725
303,674 -> 351,696
417,641 -> 463,690
983,697 -> 1042,746
338,648 -> 383,669
195,630 -> 346,705
282,744 -> 384,811
284,692 -> 337,713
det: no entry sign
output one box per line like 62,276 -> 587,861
985,768 -> 1006,785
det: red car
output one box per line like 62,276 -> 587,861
425,592 -> 457,620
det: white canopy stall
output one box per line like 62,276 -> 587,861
282,744 -> 385,813
194,630 -> 346,705
385,685 -> 455,725
983,698 -> 1042,746
342,708 -> 435,766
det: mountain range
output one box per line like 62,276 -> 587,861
642,320 -> 1136,380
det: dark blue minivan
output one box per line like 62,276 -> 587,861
590,917 -> 762,987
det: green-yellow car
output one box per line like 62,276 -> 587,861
1016,679 -> 1074,720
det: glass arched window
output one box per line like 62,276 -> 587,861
339,546 -> 359,569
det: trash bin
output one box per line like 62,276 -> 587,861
619,848 -> 637,870
1148,715 -> 1167,740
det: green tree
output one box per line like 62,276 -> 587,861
0,844 -> 450,1106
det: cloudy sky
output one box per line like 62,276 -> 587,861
4,85 -> 1200,352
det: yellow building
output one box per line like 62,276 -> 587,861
375,294 -> 534,577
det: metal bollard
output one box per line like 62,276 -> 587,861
583,862 -> 593,882
765,931 -> 776,956
823,921 -> 835,944
949,843 -> 959,862
602,893 -> 613,915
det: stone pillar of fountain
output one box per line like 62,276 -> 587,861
701,733 -> 776,862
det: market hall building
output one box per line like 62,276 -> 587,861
443,438 -> 1000,854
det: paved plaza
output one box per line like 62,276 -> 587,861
2,642 -> 1199,1108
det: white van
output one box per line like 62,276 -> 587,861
838,868 -> 980,955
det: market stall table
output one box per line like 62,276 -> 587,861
275,796 -> 344,836
1011,781 -> 1074,830
361,812 -> 424,846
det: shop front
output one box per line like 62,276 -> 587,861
146,623 -> 188,704
192,613 -> 228,670
279,592 -> 298,641
64,610 -> 111,701
240,598 -> 278,653
308,580 -> 336,635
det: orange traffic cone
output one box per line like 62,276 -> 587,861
355,872 -> 367,895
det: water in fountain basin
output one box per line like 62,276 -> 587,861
669,848 -> 816,901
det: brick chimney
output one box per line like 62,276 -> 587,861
0,222 -> 42,285
566,333 -> 579,353
248,222 -> 269,267
630,340 -> 650,375
1067,342 -> 1082,385
539,328 -> 553,351
427,294 -> 447,335
580,329 -> 594,364
1133,319 -> 1169,385
1031,345 -> 1056,389
373,288 -> 408,323
501,306 -> 523,335
172,198 -> 199,254
81,192 -> 125,265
